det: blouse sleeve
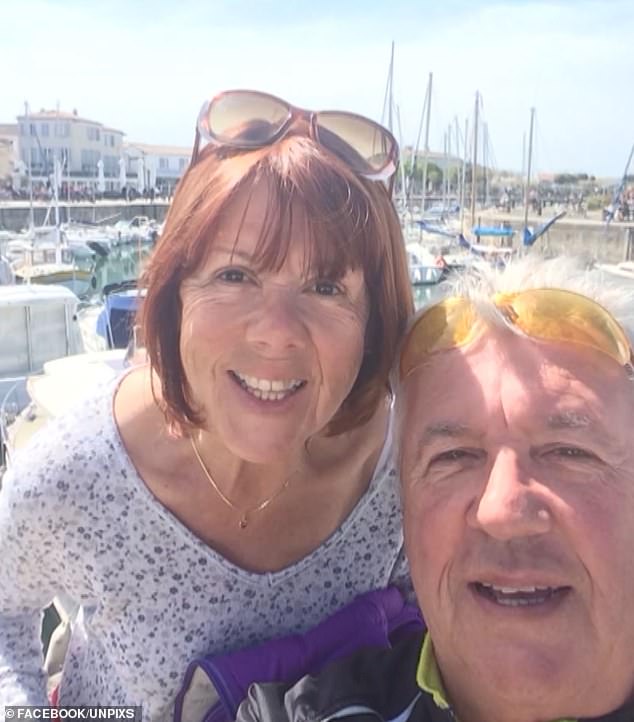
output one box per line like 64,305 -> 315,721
0,458 -> 64,708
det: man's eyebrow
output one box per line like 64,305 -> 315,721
425,422 -> 470,436
546,411 -> 594,430
415,422 -> 472,445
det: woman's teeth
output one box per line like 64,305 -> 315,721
232,371 -> 304,401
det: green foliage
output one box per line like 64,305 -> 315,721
586,194 -> 610,211
553,172 -> 592,185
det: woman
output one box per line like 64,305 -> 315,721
0,90 -> 414,720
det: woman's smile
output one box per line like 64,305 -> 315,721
229,370 -> 307,402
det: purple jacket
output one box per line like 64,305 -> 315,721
173,587 -> 423,722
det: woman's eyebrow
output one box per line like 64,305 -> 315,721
207,247 -> 253,261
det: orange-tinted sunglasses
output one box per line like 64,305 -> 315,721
400,288 -> 633,379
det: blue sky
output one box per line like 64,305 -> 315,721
3,0 -> 632,177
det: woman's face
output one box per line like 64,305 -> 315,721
179,182 -> 369,464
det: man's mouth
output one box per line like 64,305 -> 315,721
472,582 -> 570,608
230,370 -> 306,402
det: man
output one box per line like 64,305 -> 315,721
235,258 -> 634,722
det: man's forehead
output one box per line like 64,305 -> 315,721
398,338 -> 631,448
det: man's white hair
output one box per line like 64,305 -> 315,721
446,255 -> 634,344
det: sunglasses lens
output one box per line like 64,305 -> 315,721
208,92 -> 290,145
315,113 -> 395,176
507,290 -> 631,366
400,298 -> 477,377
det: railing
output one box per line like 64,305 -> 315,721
0,378 -> 30,470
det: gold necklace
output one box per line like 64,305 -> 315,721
190,436 -> 292,529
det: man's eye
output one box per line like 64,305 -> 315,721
218,268 -> 247,283
431,449 -> 481,465
549,446 -> 594,460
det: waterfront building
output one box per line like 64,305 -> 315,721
124,142 -> 191,196
15,109 -> 125,193
0,124 -> 19,183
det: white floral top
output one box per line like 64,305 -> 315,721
0,381 -> 410,721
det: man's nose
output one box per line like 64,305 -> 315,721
468,448 -> 552,540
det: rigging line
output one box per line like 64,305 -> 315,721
534,116 -> 550,175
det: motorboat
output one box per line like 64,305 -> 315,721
406,243 -> 446,286
595,261 -> 634,290
1,348 -> 129,469
0,284 -> 85,463
0,279 -> 146,469
7,228 -> 98,298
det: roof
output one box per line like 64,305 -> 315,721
0,283 -> 80,307
125,142 -> 192,157
16,110 -> 124,135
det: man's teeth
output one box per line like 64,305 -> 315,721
477,582 -> 559,607
232,372 -> 304,400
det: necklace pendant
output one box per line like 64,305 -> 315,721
239,516 -> 248,529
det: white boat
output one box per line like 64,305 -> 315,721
595,261 -> 634,286
0,284 -> 85,458
2,348 -> 128,468
114,216 -> 160,245
406,242 -> 446,286
7,227 -> 98,298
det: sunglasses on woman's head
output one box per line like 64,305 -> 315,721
191,89 -> 399,194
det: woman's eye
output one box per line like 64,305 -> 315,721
218,268 -> 248,283
311,280 -> 341,296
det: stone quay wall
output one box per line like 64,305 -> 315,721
0,200 -> 170,233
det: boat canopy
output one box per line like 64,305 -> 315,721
0,284 -> 84,381
471,226 -> 514,237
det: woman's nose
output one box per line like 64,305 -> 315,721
244,290 -> 308,352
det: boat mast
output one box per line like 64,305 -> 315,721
454,116 -> 461,212
459,118 -> 468,233
24,101 -> 35,232
469,91 -> 479,229
442,131 -> 448,211
53,154 -> 62,264
482,122 -> 489,208
523,107 -> 536,233
419,72 -> 433,215
395,104 -> 408,212
381,41 -> 395,133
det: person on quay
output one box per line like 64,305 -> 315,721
0,89 -> 413,720
235,256 -> 634,722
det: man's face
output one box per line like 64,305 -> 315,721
399,330 -> 634,722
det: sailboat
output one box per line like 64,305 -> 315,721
10,156 -> 97,297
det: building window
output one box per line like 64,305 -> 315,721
41,124 -> 49,137
159,157 -> 169,170
86,126 -> 101,141
179,157 -> 187,170
81,149 -> 100,173
30,124 -> 37,136
55,122 -> 70,138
